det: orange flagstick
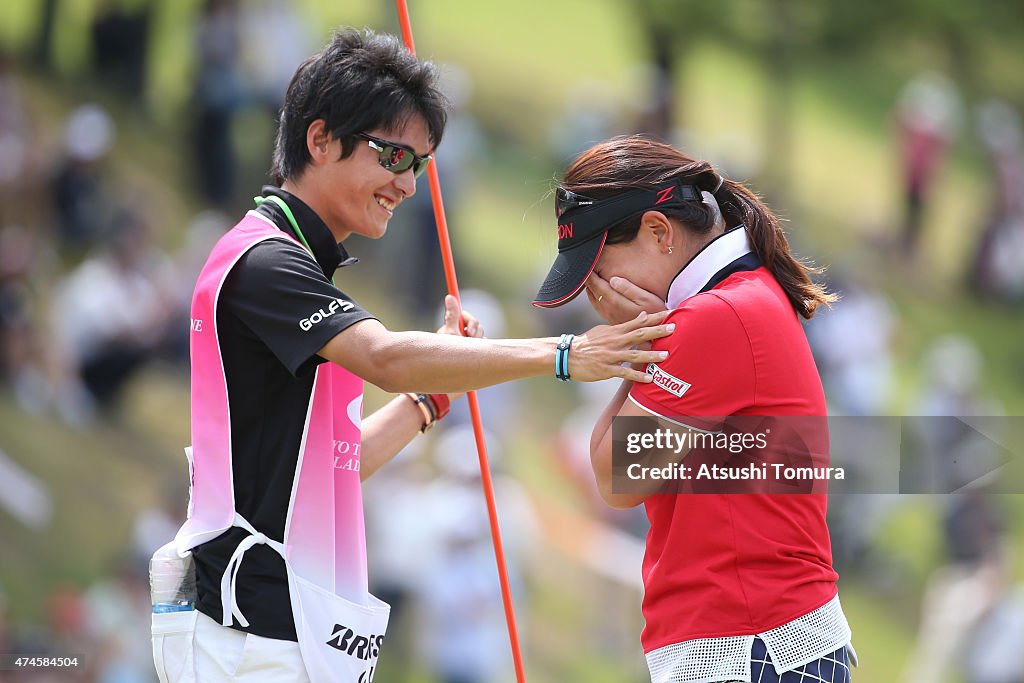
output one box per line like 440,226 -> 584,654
394,3 -> 528,682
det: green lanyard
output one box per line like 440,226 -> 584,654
254,194 -> 314,255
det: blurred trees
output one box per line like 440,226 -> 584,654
633,0 -> 1024,199
814,0 -> 1024,100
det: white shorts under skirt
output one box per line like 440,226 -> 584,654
152,609 -> 310,683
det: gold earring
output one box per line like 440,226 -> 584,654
668,246 -> 674,255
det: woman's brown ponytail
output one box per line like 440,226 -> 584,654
713,179 -> 836,319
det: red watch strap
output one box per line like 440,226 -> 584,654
427,393 -> 451,421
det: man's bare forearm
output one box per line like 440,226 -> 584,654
321,323 -> 556,394
371,332 -> 557,393
320,314 -> 674,394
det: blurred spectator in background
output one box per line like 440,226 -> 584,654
365,442 -> 433,683
901,335 -> 1009,683
192,0 -> 243,207
420,502 -> 508,683
90,0 -> 153,103
964,582 -> 1024,683
901,489 -> 1009,683
903,336 -> 1003,495
0,584 -> 9,661
49,206 -> 177,423
1,229 -> 57,423
895,72 -> 961,257
547,80 -> 619,166
970,99 -> 1024,302
551,380 -> 648,538
419,426 -> 534,683
633,0 -> 676,141
916,335 -> 1000,418
944,492 -> 1006,568
441,289 -> 523,436
808,276 -> 897,417
84,558 -> 156,683
548,380 -> 649,664
0,51 -> 31,221
131,485 -> 187,567
51,104 -> 117,252
239,0 -> 312,113
0,446 -> 53,534
367,421 -> 533,683
160,210 -> 231,363
2,585 -> 93,683
0,227 -> 38,384
45,586 -> 90,677
807,276 -> 900,572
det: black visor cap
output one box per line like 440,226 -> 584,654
532,180 -> 702,307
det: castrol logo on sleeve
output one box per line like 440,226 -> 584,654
646,363 -> 692,398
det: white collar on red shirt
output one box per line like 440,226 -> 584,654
665,225 -> 754,309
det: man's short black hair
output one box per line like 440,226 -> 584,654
270,28 -> 448,184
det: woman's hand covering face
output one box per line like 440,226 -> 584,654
586,272 -> 668,325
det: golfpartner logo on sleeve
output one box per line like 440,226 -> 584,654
300,298 -> 356,331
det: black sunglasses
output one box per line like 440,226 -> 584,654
354,132 -> 432,178
555,187 -> 598,218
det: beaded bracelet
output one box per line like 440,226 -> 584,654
404,393 -> 436,432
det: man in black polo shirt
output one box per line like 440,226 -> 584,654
154,28 -> 674,682
191,184 -> 379,644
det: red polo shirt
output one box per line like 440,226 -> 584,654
628,229 -> 838,653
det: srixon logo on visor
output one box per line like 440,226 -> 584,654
557,223 -> 574,240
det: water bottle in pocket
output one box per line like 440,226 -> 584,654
150,541 -> 196,613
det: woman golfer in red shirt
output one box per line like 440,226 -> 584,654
534,136 -> 856,683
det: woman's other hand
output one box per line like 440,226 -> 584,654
586,272 -> 667,325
